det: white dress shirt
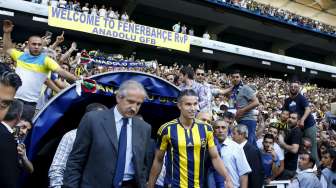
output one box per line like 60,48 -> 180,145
114,107 -> 135,180
219,138 -> 252,188
238,140 -> 248,148
1,121 -> 14,134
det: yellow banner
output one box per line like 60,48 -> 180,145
48,7 -> 190,52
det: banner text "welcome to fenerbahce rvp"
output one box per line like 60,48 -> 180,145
48,7 -> 190,52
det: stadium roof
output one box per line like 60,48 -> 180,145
254,0 -> 336,27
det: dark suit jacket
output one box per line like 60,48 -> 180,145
243,142 -> 264,188
63,108 -> 152,188
0,123 -> 19,188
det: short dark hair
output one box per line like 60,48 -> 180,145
302,137 -> 312,144
85,103 -> 108,113
289,112 -> 301,119
0,71 -> 22,91
28,35 -> 42,41
62,63 -> 70,69
222,112 -> 234,119
263,133 -> 274,142
290,76 -> 301,84
301,151 -> 315,167
230,69 -> 241,75
180,66 -> 194,80
324,148 -> 336,158
20,110 -> 32,125
177,89 -> 198,103
3,99 -> 23,121
0,63 -> 12,74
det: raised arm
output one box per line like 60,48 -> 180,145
60,42 -> 77,63
50,31 -> 64,50
2,20 -> 15,55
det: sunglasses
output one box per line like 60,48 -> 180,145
196,73 -> 205,76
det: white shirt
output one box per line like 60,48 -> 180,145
58,0 -> 67,8
172,23 -> 180,33
114,107 -> 135,180
91,8 -> 98,15
219,138 -> 252,188
99,8 -> 107,17
203,33 -> 210,39
1,121 -> 14,134
82,7 -> 89,14
121,14 -> 129,22
239,140 -> 248,148
108,10 -> 115,18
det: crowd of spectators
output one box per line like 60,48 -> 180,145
208,0 -> 336,37
21,0 -> 336,44
1,17 -> 336,187
25,0 -> 336,38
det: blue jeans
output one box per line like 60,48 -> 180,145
238,120 -> 257,146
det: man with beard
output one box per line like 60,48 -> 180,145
228,70 -> 259,145
148,89 -> 233,188
277,112 -> 303,179
64,80 -> 152,188
283,80 -> 318,163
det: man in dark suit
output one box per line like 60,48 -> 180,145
64,80 -> 152,188
0,71 -> 22,188
232,124 -> 264,188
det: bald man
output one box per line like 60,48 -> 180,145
197,111 -> 212,124
3,20 -> 78,120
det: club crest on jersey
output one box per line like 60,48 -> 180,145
201,138 -> 207,148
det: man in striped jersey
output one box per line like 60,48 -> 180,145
148,89 -> 233,188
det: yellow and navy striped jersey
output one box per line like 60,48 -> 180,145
274,121 -> 289,131
157,118 -> 215,188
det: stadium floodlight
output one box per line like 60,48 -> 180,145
33,16 -> 48,23
310,70 -> 318,75
202,49 -> 213,54
0,10 -> 14,17
286,65 -> 295,70
262,61 -> 271,66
